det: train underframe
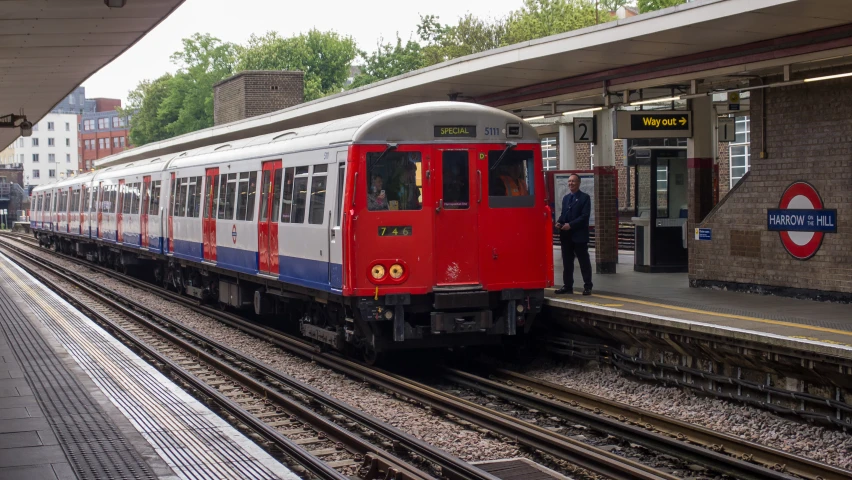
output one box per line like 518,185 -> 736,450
34,231 -> 544,360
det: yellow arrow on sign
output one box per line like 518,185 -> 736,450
679,117 -> 687,126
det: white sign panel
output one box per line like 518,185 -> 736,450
573,117 -> 595,143
718,117 -> 735,142
554,172 -> 595,227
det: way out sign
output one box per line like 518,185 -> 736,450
767,182 -> 837,260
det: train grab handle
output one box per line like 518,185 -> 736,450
435,199 -> 443,213
477,170 -> 482,203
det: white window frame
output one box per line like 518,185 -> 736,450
729,116 -> 751,188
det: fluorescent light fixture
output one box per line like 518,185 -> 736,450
630,96 -> 681,106
563,107 -> 603,115
525,115 -> 545,121
803,71 -> 852,83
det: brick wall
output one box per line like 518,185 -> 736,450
690,72 -> 852,299
214,71 -> 305,126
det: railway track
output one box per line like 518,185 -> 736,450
0,233 -> 680,480
0,237 -> 489,480
440,366 -> 852,480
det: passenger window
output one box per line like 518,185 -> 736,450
280,167 -> 294,223
121,184 -> 130,214
187,176 -> 202,218
487,149 -> 535,208
270,168 -> 282,223
169,178 -> 177,217
219,173 -> 237,220
235,172 -> 258,221
308,170 -> 327,225
176,178 -> 188,217
442,151 -> 470,210
365,151 -> 422,211
150,181 -> 161,215
141,183 -> 150,216
259,170 -> 271,221
131,182 -> 141,214
110,187 -> 118,214
291,176 -> 308,224
336,163 -> 345,226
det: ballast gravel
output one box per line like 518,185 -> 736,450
524,359 -> 852,470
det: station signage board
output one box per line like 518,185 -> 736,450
767,181 -> 836,260
615,110 -> 692,139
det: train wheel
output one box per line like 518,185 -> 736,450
361,345 -> 384,366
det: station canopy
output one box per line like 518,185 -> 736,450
98,0 -> 852,167
0,0 -> 185,151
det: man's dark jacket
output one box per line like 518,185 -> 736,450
557,190 -> 591,243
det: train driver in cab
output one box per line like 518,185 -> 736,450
369,174 -> 388,210
495,162 -> 529,197
397,159 -> 421,210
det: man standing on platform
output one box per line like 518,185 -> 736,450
555,174 -> 593,295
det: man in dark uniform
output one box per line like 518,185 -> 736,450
555,174 -> 593,295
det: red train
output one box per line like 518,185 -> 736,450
31,102 -> 553,360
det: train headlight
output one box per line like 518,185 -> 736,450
384,310 -> 394,320
371,264 -> 386,280
389,264 -> 404,279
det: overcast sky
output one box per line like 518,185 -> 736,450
82,0 -> 525,103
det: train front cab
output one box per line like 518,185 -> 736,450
347,139 -> 551,353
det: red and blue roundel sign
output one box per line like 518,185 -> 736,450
231,224 -> 238,244
767,182 -> 837,260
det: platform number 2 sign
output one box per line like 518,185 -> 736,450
573,117 -> 595,144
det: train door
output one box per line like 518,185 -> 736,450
141,176 -> 151,248
329,156 -> 346,289
97,182 -> 103,238
117,179 -> 125,242
203,168 -> 218,262
433,148 -> 480,286
258,160 -> 282,275
168,172 -> 175,253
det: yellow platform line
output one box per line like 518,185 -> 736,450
553,291 -> 852,339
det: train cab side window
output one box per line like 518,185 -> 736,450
270,168 -> 282,223
308,165 -> 327,225
235,171 -> 258,221
365,151 -> 422,211
280,167 -> 294,223
291,167 -> 309,224
121,183 -> 131,215
175,178 -> 188,217
487,150 -> 535,208
150,181 -> 161,215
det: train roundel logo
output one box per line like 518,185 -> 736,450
231,224 -> 237,244
767,182 -> 837,260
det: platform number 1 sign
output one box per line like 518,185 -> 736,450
573,117 -> 595,144
718,117 -> 735,143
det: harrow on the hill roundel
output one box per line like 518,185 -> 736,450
767,181 -> 837,260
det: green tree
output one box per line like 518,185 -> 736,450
122,33 -> 237,146
237,30 -> 359,101
349,36 -> 423,88
418,14 -> 507,66
598,0 -> 632,12
638,0 -> 686,13
119,74 -> 176,146
504,0 -> 599,45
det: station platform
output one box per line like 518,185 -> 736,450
549,248 -> 852,360
0,253 -> 297,480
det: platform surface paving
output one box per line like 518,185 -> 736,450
551,248 -> 852,358
0,252 -> 298,480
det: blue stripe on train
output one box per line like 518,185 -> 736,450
168,240 -> 341,292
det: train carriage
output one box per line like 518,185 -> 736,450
31,102 -> 553,358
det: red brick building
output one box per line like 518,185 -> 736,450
78,98 -> 131,171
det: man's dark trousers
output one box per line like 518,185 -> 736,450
560,231 -> 592,290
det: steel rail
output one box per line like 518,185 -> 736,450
3,236 -> 677,480
0,238 -> 495,480
0,242 -> 431,480
480,368 -> 851,480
